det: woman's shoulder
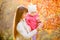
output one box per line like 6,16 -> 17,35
17,20 -> 24,31
17,21 -> 23,27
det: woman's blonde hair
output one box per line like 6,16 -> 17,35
13,6 -> 28,40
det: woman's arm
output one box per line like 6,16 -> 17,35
17,23 -> 37,39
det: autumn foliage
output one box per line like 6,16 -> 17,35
0,0 -> 60,40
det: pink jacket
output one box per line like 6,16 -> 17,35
25,13 -> 40,30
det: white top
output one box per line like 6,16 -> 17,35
17,19 -> 37,39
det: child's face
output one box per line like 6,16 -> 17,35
30,12 -> 36,16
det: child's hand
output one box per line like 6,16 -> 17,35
36,23 -> 43,32
37,23 -> 43,30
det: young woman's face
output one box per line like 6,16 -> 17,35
22,12 -> 27,18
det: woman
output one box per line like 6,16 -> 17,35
13,6 -> 39,40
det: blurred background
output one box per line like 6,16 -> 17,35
0,0 -> 60,40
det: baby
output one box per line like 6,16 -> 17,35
25,4 -> 41,31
